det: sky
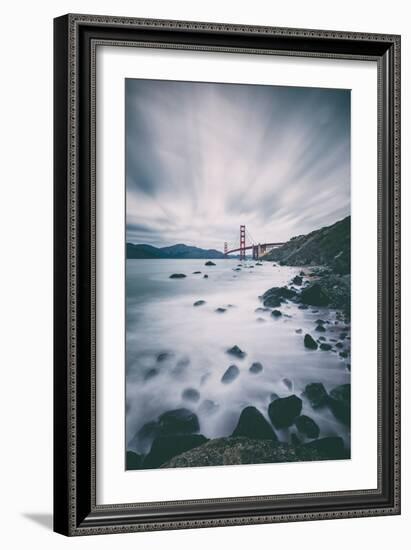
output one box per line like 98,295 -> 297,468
126,79 -> 350,251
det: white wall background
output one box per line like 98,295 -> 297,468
0,0 -> 408,548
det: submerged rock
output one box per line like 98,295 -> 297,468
282,378 -> 292,390
226,345 -> 246,358
198,399 -> 219,415
182,388 -> 200,402
304,334 -> 318,350
303,383 -> 328,408
249,362 -> 263,374
215,307 -> 227,313
328,384 -> 351,425
232,407 -> 278,441
268,395 -> 302,428
295,328 -> 303,334
300,283 -> 330,306
205,261 -> 216,266
221,365 -> 240,384
126,451 -> 143,470
143,368 -> 159,381
315,324 -> 326,332
169,273 -> 186,279
203,274 -> 209,278
157,351 -> 173,362
144,434 -> 208,469
158,408 -> 200,435
193,300 -> 206,306
295,415 -> 320,439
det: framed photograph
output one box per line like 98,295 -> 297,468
53,14 -> 401,536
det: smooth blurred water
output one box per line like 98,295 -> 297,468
126,259 -> 351,454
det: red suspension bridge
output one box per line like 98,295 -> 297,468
224,225 -> 285,261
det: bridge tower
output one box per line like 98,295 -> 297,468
224,242 -> 228,256
240,225 -> 246,261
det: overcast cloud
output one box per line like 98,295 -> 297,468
126,79 -> 350,251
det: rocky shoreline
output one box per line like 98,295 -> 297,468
127,260 -> 351,471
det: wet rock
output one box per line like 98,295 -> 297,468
144,434 -> 208,469
319,343 -> 332,351
299,271 -> 306,276
192,271 -> 202,274
300,283 -> 330,306
298,304 -> 309,310
255,307 -> 270,313
199,399 -> 219,415
169,273 -> 186,279
315,324 -> 326,332
282,378 -> 292,390
339,332 -> 348,339
256,262 -> 263,266
271,309 -> 282,318
137,421 -> 161,444
318,336 -> 326,341
126,451 -> 143,470
292,275 -> 303,286
295,415 -> 320,439
303,437 -> 347,459
205,261 -> 216,266
249,362 -> 263,374
268,395 -> 302,428
232,406 -> 278,441
144,368 -> 159,381
303,383 -> 328,408
221,365 -> 240,384
295,328 -> 303,334
335,341 -> 344,348
315,319 -> 326,325
290,433 -> 301,446
262,286 -> 296,308
193,300 -> 206,306
339,351 -> 349,358
233,267 -> 241,271
158,408 -> 200,435
226,345 -> 246,359
182,388 -> 200,402
304,334 -> 318,350
203,274 -> 209,278
215,307 -> 227,313
328,384 -> 351,425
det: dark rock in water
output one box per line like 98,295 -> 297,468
299,271 -> 306,276
295,328 -> 303,334
315,319 -> 326,325
335,342 -> 344,349
295,415 -> 320,439
270,392 -> 280,401
157,351 -> 173,362
203,274 -> 209,278
233,267 -> 241,271
255,307 -> 269,313
137,420 -> 160,443
318,336 -> 326,341
158,408 -> 200,435
292,275 -> 303,286
192,271 -> 201,274
172,357 -> 190,376
304,383 -> 328,408
144,368 -> 159,381
303,437 -> 347,459
300,283 -> 330,306
328,384 -> 351,425
339,332 -> 347,339
221,365 -> 240,384
256,262 -> 263,266
304,334 -> 318,350
268,395 -> 302,428
346,363 -> 351,371
199,399 -> 219,415
182,388 -> 200,402
205,261 -> 216,266
339,351 -> 349,358
272,263 -> 277,267
319,343 -> 332,351
271,309 -> 282,318
282,378 -> 292,390
312,310 -> 319,313
193,300 -> 206,307
126,451 -> 143,470
226,345 -> 246,358
169,273 -> 186,279
315,324 -> 326,332
298,304 -> 309,310
249,362 -> 263,374
200,372 -> 211,385
262,286 -> 296,308
144,434 -> 208,468
232,406 -> 278,441
215,307 -> 227,313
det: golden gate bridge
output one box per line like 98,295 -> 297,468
224,225 -> 285,261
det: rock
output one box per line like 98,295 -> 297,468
270,392 -> 280,401
315,319 -> 326,325
339,351 -> 349,358
144,368 -> 159,381
221,365 -> 240,384
319,343 -> 332,351
256,262 -> 263,266
318,336 -> 326,341
249,362 -> 263,374
315,324 -> 326,332
232,407 -> 278,441
126,451 -> 143,470
193,300 -> 206,306
268,395 -> 302,428
295,415 -> 320,439
158,408 -> 200,435
328,384 -> 351,425
199,399 -> 219,415
339,332 -> 347,339
169,273 -> 186,279
182,388 -> 200,402
205,261 -> 216,266
137,420 -> 160,443
282,378 -> 292,390
303,383 -> 328,408
298,304 -> 309,310
203,274 -> 209,278
215,307 -> 227,313
292,275 -> 303,285
226,345 -> 246,358
233,267 -> 241,271
299,271 -> 306,276
157,351 -> 173,362
300,283 -> 330,306
262,286 -> 296,308
290,433 -> 301,446
271,309 -> 282,318
295,328 -> 303,334
304,334 -> 318,350
192,271 -> 201,274
144,434 -> 208,468
303,437 -> 347,459
255,307 -> 269,313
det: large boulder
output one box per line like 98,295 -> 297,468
262,286 -> 296,308
303,383 -> 329,408
295,415 -> 320,439
158,408 -> 200,435
126,451 -> 143,470
221,365 -> 240,384
328,384 -> 351,425
303,437 -> 347,459
268,395 -> 302,428
232,407 -> 278,441
144,434 -> 208,469
299,283 -> 330,306
304,334 -> 318,350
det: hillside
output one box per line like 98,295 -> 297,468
126,242 -> 226,260
264,216 -> 350,274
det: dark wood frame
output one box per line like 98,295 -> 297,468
54,13 -> 401,536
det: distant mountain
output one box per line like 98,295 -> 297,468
126,242 -> 226,260
264,216 -> 350,274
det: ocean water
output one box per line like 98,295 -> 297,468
126,259 -> 351,455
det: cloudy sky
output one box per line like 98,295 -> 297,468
126,79 -> 350,251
